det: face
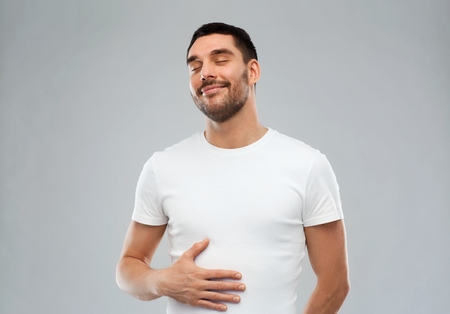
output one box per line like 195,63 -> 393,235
187,34 -> 250,123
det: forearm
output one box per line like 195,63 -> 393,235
303,281 -> 350,314
116,238 -> 245,311
116,256 -> 163,301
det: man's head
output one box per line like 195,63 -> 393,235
187,22 -> 258,64
186,23 -> 260,123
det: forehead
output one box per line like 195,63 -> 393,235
188,34 -> 241,59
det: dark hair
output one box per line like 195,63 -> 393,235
187,22 -> 258,63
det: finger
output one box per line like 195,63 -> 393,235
201,291 -> 242,304
195,299 -> 228,312
203,269 -> 243,280
203,280 -> 246,292
183,238 -> 210,260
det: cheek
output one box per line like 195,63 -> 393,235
189,79 -> 198,95
224,67 -> 245,84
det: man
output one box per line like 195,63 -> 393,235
116,22 -> 350,313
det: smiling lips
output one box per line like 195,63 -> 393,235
201,85 -> 225,96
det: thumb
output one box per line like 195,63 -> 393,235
183,238 -> 209,260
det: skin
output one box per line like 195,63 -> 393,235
116,33 -> 350,312
187,34 -> 266,149
116,222 -> 244,311
188,55 -> 249,123
303,220 -> 350,313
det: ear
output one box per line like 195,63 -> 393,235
247,59 -> 261,86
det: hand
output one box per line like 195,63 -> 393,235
157,238 -> 245,311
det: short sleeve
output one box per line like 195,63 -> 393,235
131,154 -> 168,225
303,151 -> 343,227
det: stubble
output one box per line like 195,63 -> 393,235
191,69 -> 249,123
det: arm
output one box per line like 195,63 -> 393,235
303,219 -> 350,314
116,221 -> 245,311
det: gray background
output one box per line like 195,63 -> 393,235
1,1 -> 449,313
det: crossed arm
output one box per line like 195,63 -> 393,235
116,219 -> 349,312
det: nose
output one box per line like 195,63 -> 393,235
200,62 -> 216,81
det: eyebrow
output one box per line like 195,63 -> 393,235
186,48 -> 235,65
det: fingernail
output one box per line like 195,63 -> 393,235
220,305 -> 227,311
238,284 -> 245,290
235,273 -> 242,279
233,296 -> 240,302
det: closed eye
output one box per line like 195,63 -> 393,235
190,64 -> 202,73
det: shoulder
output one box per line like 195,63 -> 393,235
144,132 -> 203,168
269,129 -> 321,160
162,132 -> 201,152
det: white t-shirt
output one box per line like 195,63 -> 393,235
132,128 -> 343,313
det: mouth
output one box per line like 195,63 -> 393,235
201,85 -> 225,96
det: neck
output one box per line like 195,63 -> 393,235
204,97 -> 267,149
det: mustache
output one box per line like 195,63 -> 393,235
197,80 -> 231,95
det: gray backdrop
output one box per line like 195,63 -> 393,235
1,1 -> 449,313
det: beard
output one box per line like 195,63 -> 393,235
191,69 -> 249,123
